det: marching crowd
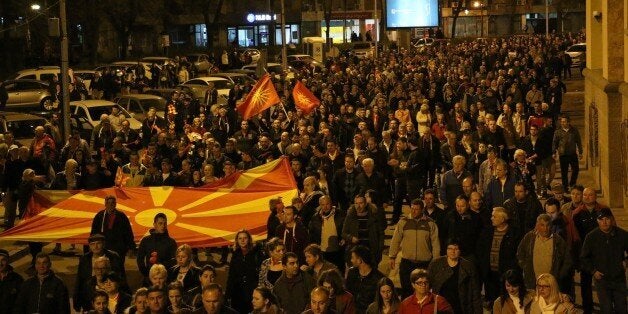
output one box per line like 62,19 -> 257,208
0,31 -> 627,314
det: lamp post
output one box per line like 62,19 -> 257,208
373,0 -> 378,60
26,4 -> 42,51
473,1 -> 484,37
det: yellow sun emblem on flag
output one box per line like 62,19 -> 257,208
252,86 -> 272,110
295,90 -> 315,107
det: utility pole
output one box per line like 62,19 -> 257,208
373,0 -> 378,60
280,0 -> 288,96
60,0 -> 70,140
545,0 -> 549,38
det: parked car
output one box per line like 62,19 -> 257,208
0,79 -> 54,110
69,100 -> 142,130
180,77 -> 232,104
412,37 -> 434,48
115,94 -> 166,121
352,42 -> 375,59
226,68 -> 257,79
111,61 -> 153,79
0,111 -> 48,147
11,65 -> 61,82
238,48 -> 261,63
144,86 -> 194,99
187,54 -> 213,73
141,56 -> 176,67
208,72 -> 256,86
565,43 -> 586,67
241,62 -> 295,81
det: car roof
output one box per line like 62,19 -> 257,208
191,77 -> 229,82
0,111 -> 47,122
211,72 -> 249,78
70,100 -> 118,107
119,94 -> 165,100
2,79 -> 49,85
74,70 -> 96,73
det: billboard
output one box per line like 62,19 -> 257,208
386,0 -> 439,28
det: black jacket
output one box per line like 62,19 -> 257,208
90,209 -> 135,258
273,271 -> 316,314
442,210 -> 483,257
13,271 -> 70,314
476,226 -> 521,278
168,265 -> 201,291
428,256 -> 483,314
580,226 -> 628,283
225,245 -> 264,314
137,229 -> 177,277
345,267 -> 385,313
0,266 -> 23,314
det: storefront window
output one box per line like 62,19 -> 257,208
238,27 -> 255,47
194,24 -> 207,47
258,25 -> 269,46
321,19 -> 359,43
275,24 -> 300,45
228,28 -> 237,45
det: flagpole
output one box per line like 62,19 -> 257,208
280,0 -> 288,96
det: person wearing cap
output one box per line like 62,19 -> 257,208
101,271 -> 132,314
74,233 -> 125,312
91,196 -> 136,264
14,252 -> 70,314
580,208 -> 627,314
0,248 -> 24,314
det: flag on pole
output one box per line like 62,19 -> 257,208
237,74 -> 280,120
292,80 -> 320,114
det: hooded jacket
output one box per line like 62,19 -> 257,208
137,228 -> 177,277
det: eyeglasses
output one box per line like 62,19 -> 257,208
414,280 -> 429,286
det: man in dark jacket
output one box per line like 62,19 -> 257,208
0,249 -> 23,314
308,195 -> 346,270
476,207 -> 521,304
137,213 -> 177,281
13,252 -> 70,314
346,246 -> 384,313
517,214 -> 572,292
90,195 -> 135,263
580,208 -> 627,314
273,252 -> 316,314
503,182 -> 544,235
428,240 -> 482,314
73,234 -> 125,312
342,194 -> 386,267
441,195 -> 483,261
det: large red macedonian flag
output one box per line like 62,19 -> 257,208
0,158 -> 297,248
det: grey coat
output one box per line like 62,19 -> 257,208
516,231 -> 573,290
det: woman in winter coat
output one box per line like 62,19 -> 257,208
225,229 -> 264,314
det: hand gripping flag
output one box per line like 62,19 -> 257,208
237,73 -> 280,120
292,80 -> 320,114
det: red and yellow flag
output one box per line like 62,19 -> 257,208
0,158 -> 297,247
292,80 -> 320,114
237,74 -> 280,120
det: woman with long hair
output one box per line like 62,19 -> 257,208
318,269 -> 356,314
167,244 -> 200,291
124,287 -> 148,314
258,237 -> 285,289
493,269 -> 534,314
530,273 -> 576,314
225,229 -> 264,314
366,277 -> 400,314
251,287 -> 285,314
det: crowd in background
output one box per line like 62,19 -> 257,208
0,32 -> 626,314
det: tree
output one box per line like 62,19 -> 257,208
449,0 -> 467,39
101,0 -> 142,60
184,0 -> 225,49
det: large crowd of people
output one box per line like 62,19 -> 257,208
1,32 -> 626,314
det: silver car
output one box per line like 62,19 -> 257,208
1,79 -> 54,110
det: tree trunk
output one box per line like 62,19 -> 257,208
323,0 -> 331,48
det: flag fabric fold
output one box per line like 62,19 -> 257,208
0,158 -> 297,248
292,80 -> 320,114
237,74 -> 280,120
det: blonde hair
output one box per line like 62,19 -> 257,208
149,264 -> 167,279
176,244 -> 192,259
492,207 -> 509,220
535,273 -> 560,304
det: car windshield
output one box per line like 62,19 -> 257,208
88,105 -> 131,120
568,45 -> 585,52
140,98 -> 166,111
353,43 -> 372,49
5,118 -> 46,140
212,80 -> 234,89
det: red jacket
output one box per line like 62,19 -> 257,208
399,293 -> 453,314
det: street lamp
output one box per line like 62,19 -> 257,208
31,4 -> 41,11
473,1 -> 485,37
26,4 -> 41,51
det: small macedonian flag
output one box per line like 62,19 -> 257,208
292,80 -> 320,114
237,74 -> 280,120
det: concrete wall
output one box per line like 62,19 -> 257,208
583,0 -> 628,208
